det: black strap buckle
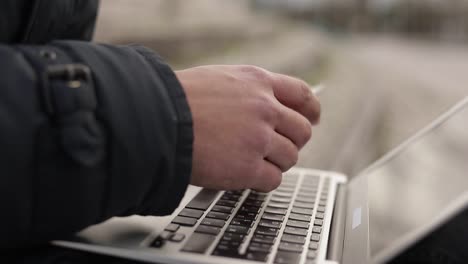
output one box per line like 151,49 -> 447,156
46,64 -> 91,81
42,64 -> 94,116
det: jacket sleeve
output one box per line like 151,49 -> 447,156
0,41 -> 193,248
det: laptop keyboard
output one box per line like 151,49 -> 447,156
150,172 -> 332,264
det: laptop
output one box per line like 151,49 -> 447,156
54,96 -> 468,264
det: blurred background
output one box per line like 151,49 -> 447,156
94,0 -> 468,178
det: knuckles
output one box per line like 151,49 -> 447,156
310,99 -> 321,124
237,65 -> 273,85
248,123 -> 273,157
297,122 -> 312,148
285,147 -> 299,171
298,81 -> 321,124
250,94 -> 281,126
277,140 -> 299,172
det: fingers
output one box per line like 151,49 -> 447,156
265,131 -> 299,172
275,104 -> 312,148
251,130 -> 299,192
251,160 -> 282,192
271,73 -> 321,125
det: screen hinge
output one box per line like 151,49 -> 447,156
327,184 -> 348,262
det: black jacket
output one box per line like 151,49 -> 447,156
0,0 -> 193,249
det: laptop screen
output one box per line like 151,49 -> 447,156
367,101 -> 468,257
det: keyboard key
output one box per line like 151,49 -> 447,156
284,226 -> 308,236
276,186 -> 295,192
312,226 -> 322,234
247,193 -> 268,201
159,231 -> 172,240
221,193 -> 241,201
243,199 -> 264,207
289,213 -> 311,222
318,201 -> 327,206
291,207 -> 313,215
221,232 -> 246,242
231,218 -> 253,227
274,251 -> 302,264
216,200 -> 238,207
317,206 -> 326,213
211,205 -> 234,214
172,216 -> 197,227
302,180 -> 319,186
236,211 -> 257,220
281,234 -> 306,244
226,225 -> 250,235
212,247 -> 239,258
278,242 -> 303,253
273,192 -> 293,198
164,223 -> 179,232
196,224 -> 221,235
252,234 -> 276,244
245,251 -> 269,262
206,211 -> 230,220
238,206 -> 261,214
264,207 -> 287,215
248,242 -> 272,253
258,219 -> 282,229
201,218 -> 225,228
181,232 -> 216,253
287,220 -> 310,229
309,242 -> 319,250
267,202 -> 290,209
314,219 -> 323,226
302,178 -> 318,184
299,186 -> 318,192
293,201 -> 314,209
250,190 -> 268,195
279,181 -> 296,187
307,250 -> 317,259
218,239 -> 242,248
186,189 -> 219,210
297,193 -> 316,199
298,193 -> 316,199
283,172 -> 299,178
255,226 -> 279,236
310,234 -> 320,242
270,196 -> 292,203
295,196 -> 316,203
230,189 -> 245,194
298,191 -> 317,197
303,174 -> 319,181
178,208 -> 204,219
262,212 -> 285,222
316,212 -> 324,219
169,233 -> 185,242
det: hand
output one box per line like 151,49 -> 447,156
176,65 -> 320,192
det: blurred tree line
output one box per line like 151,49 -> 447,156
252,0 -> 468,40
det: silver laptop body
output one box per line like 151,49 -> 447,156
54,96 -> 468,264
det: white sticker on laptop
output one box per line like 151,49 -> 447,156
352,207 -> 362,229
